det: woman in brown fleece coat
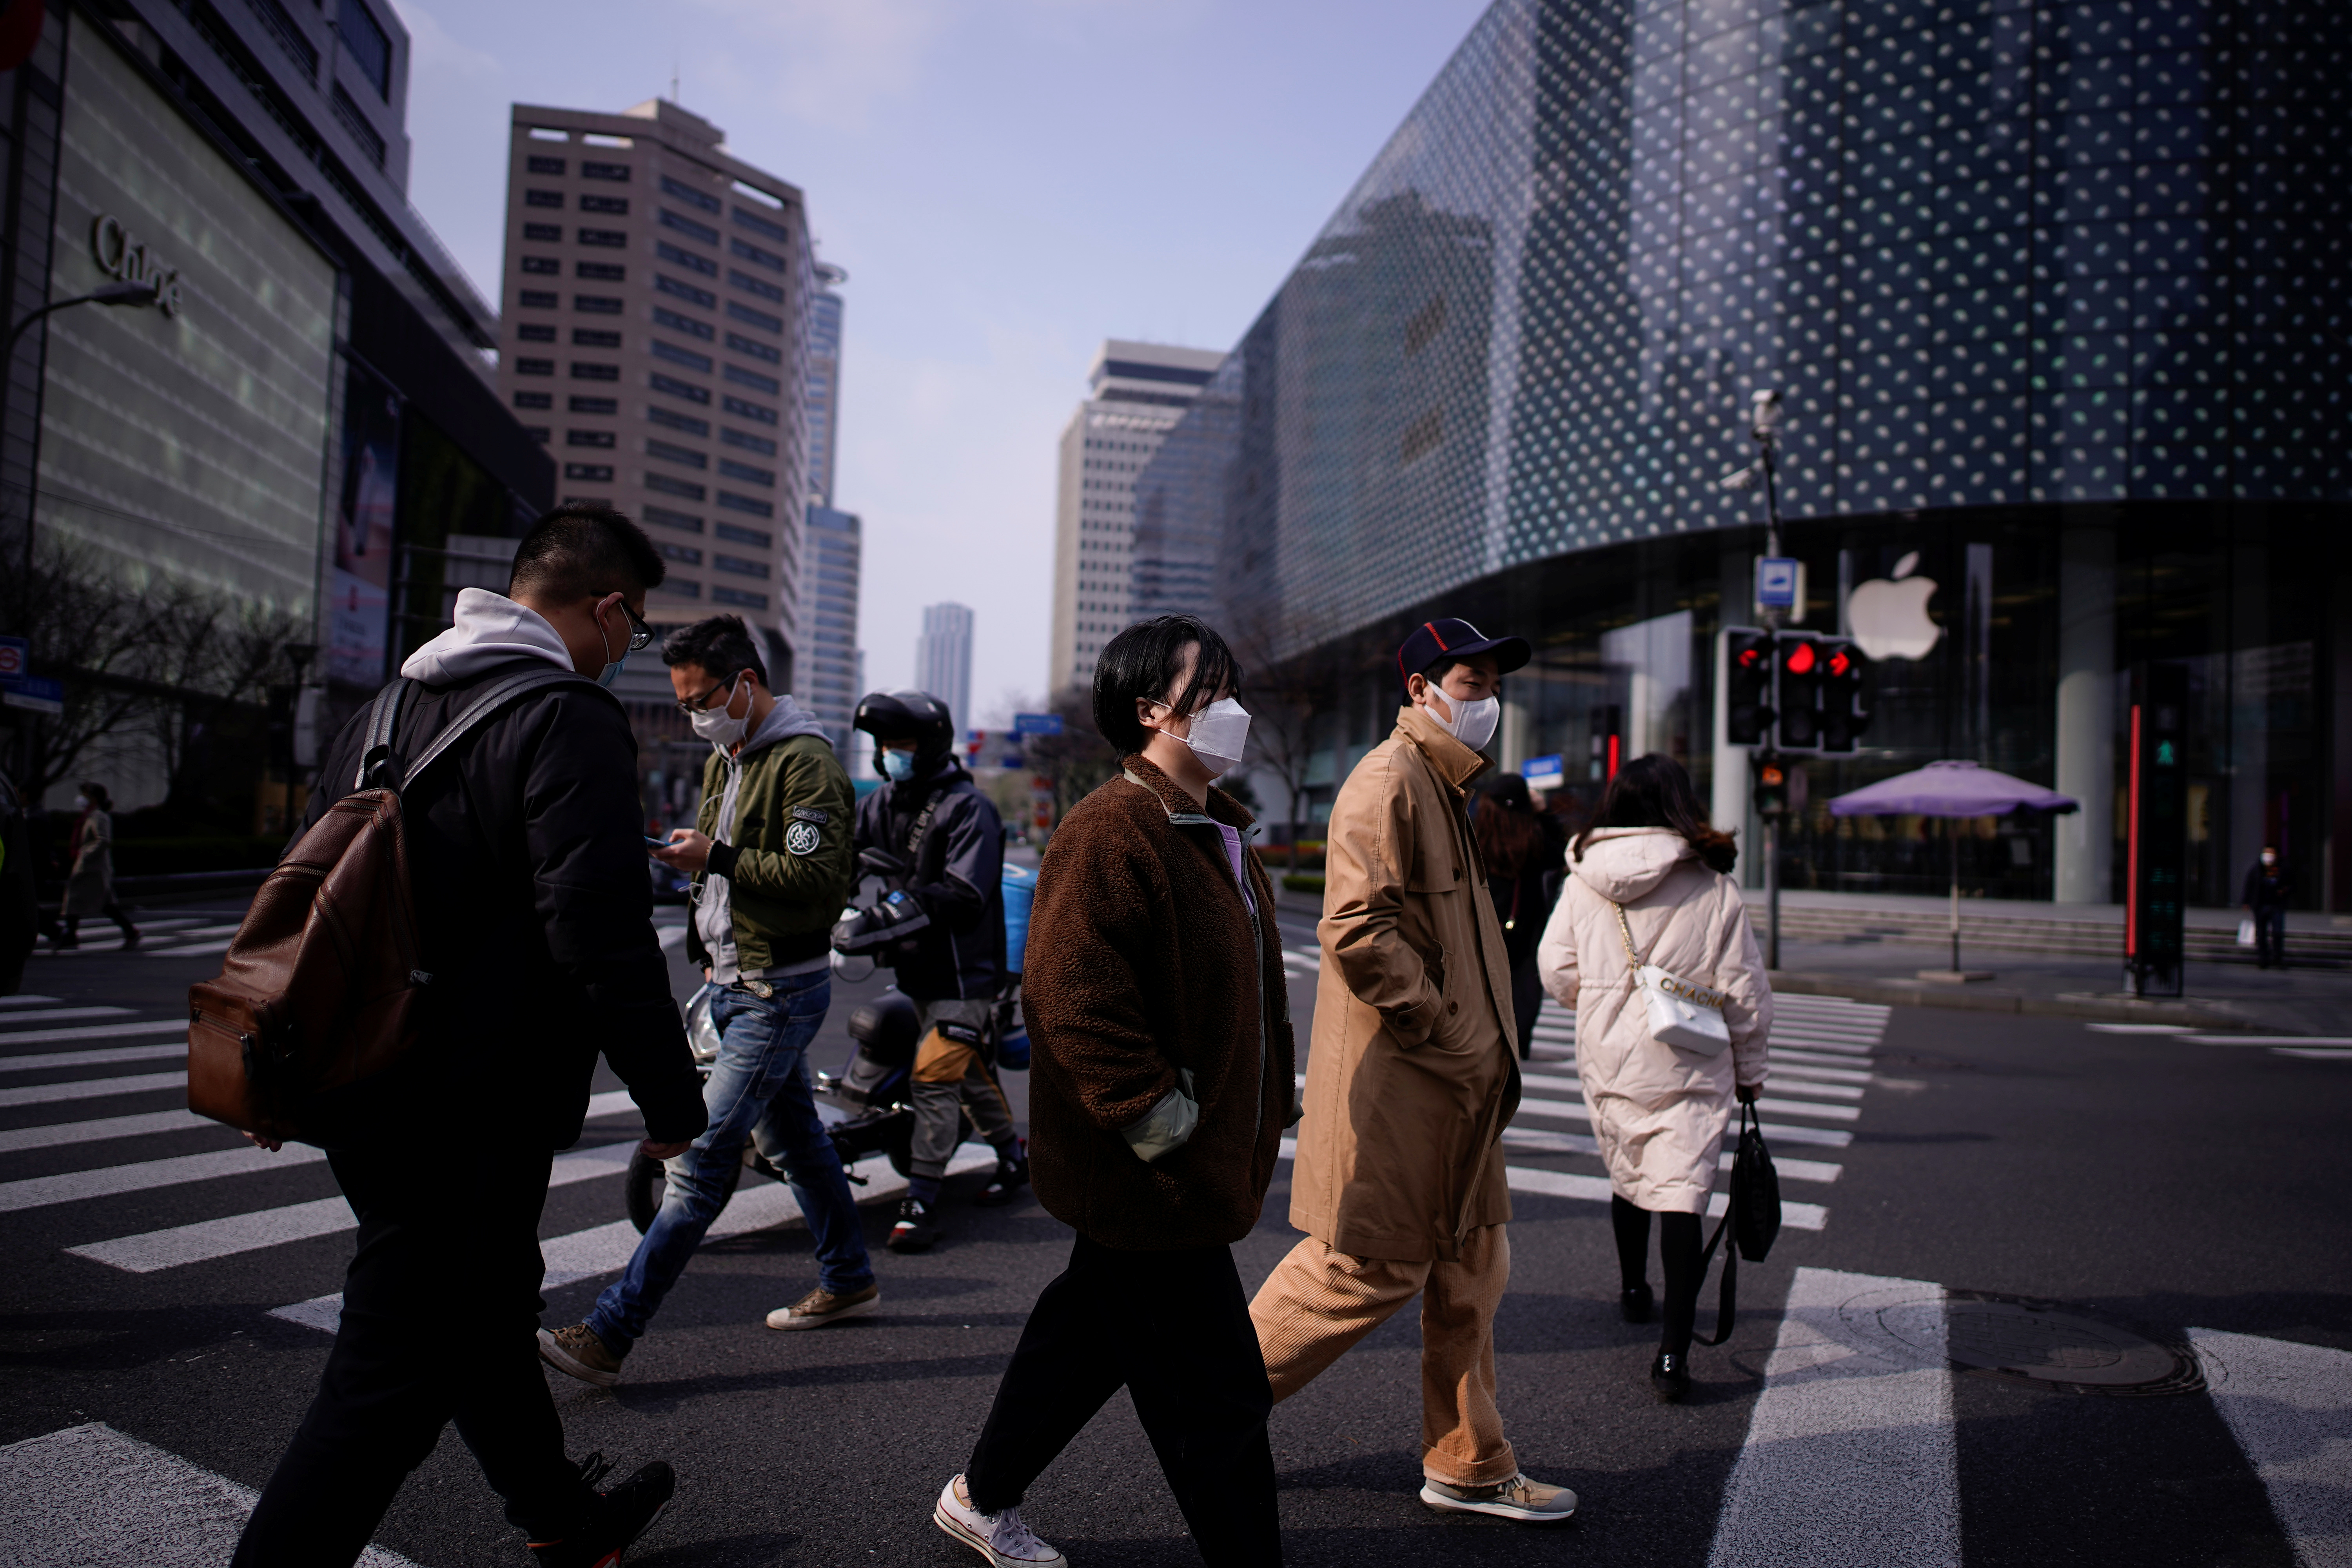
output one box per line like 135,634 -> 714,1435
931,615 -> 1294,1568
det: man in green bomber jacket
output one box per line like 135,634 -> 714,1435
537,615 -> 879,1394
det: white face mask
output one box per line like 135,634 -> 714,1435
690,673 -> 750,748
1422,686 -> 1501,751
72,795 -> 88,811
1156,696 -> 1251,779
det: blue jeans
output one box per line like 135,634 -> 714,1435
587,974 -> 874,1354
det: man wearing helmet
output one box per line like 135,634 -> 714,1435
849,690 -> 1026,1252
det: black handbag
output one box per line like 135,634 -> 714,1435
1697,1101 -> 1782,1347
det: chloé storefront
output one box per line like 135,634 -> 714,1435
33,22 -> 342,625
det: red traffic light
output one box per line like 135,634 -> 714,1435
1736,646 -> 1764,669
1760,764 -> 1784,786
1827,648 -> 1852,677
1782,641 -> 1816,675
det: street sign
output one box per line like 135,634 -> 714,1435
0,635 -> 25,680
1012,712 -> 1063,737
1756,557 -> 1799,609
1521,753 -> 1563,789
0,674 -> 63,714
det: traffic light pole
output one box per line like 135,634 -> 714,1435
1758,415 -> 1784,972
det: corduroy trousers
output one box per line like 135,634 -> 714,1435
1249,1223 -> 1516,1488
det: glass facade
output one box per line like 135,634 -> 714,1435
1136,0 -> 2352,911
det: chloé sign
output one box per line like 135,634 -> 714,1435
90,214 -> 185,317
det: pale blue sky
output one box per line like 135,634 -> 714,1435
389,0 -> 1488,720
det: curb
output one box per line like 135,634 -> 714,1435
1768,970 -> 2250,1028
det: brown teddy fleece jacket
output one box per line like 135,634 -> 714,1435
1023,754 -> 1297,1251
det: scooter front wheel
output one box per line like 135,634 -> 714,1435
624,1145 -> 745,1234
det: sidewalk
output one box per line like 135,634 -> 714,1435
1272,886 -> 2348,1034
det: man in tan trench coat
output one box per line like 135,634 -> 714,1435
1250,617 -> 1577,1525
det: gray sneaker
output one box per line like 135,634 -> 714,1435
764,1281 -> 881,1331
1419,1471 -> 1579,1523
934,1474 -> 1065,1566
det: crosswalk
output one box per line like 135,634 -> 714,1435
0,987 -> 964,1319
1501,991 -> 1892,1235
24,913 -> 252,959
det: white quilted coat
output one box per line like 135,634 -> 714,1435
1534,827 -> 1772,1214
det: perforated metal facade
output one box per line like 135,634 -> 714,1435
1139,0 -> 2351,659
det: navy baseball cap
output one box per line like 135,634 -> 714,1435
1397,617 -> 1532,697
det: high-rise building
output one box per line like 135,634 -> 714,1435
1133,0 -> 2352,916
807,264 -> 846,508
915,602 -> 974,732
796,505 -> 862,752
1047,340 -> 1224,695
496,98 -> 814,683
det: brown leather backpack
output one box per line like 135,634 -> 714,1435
188,667 -> 585,1142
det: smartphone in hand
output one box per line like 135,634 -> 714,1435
646,835 -> 670,849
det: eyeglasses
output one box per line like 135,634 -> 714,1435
601,595 -> 655,653
674,671 -> 743,716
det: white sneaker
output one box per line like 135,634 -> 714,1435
933,1474 -> 1067,1566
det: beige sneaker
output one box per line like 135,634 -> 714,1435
764,1281 -> 881,1331
1420,1471 -> 1579,1523
536,1323 -> 624,1388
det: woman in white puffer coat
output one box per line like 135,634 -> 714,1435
1535,755 -> 1770,1403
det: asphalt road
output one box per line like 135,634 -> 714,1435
2,893 -> 2347,1566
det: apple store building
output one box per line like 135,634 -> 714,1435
1128,0 -> 2352,913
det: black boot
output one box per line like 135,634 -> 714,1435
1620,1283 -> 1655,1324
973,1144 -> 1029,1208
1650,1351 -> 1691,1403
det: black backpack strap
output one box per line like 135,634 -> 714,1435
354,681 -> 413,791
401,666 -> 596,787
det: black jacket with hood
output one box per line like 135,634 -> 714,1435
299,590 -> 706,1149
851,760 -> 1004,1001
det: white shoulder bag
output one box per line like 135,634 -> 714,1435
1612,900 -> 1731,1056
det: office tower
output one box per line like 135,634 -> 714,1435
797,505 -> 861,752
497,98 -> 815,681
1047,339 -> 1224,696
915,602 -> 974,732
807,264 -> 846,508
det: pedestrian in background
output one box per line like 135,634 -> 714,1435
537,613 -> 873,1396
2241,845 -> 2290,969
1535,754 -> 1770,1403
56,781 -> 136,951
234,505 -> 706,1568
936,615 -> 1293,1568
1475,773 -> 1564,1059
0,766 -> 36,992
1252,617 -> 1577,1526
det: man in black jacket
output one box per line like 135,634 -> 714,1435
849,690 -> 1023,1253
233,506 -> 707,1568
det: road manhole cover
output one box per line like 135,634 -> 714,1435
1866,1289 -> 2205,1396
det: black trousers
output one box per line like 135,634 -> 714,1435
234,1142 -> 596,1565
967,1234 -> 1281,1566
1612,1195 -> 1705,1358
2254,905 -> 2287,966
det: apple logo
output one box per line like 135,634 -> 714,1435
1847,551 -> 1944,661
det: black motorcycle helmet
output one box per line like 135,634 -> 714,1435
853,689 -> 956,779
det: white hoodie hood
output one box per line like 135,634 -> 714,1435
1570,826 -> 1695,903
401,588 -> 575,684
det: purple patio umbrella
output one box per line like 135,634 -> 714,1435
1828,761 -> 2079,974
